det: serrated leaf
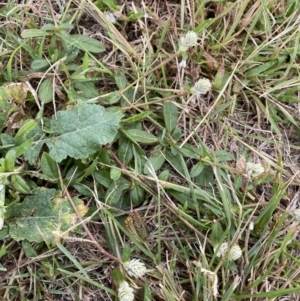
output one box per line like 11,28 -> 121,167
125,129 -> 158,144
163,102 -> 178,133
38,77 -> 54,104
24,125 -> 44,165
6,188 -> 88,245
46,104 -> 123,162
0,134 -> 16,146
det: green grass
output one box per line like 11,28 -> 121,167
0,0 -> 300,300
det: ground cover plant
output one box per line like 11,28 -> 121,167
0,0 -> 300,300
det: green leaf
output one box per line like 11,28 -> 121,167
144,152 -> 165,175
165,150 -> 185,174
178,144 -> 200,159
143,282 -> 152,301
22,240 -> 38,257
73,81 -> 99,100
190,161 -> 204,178
114,71 -> 127,89
121,244 -> 131,262
254,183 -> 287,232
125,129 -> 158,144
112,268 -> 125,284
82,52 -> 89,70
99,0 -> 120,10
5,149 -> 16,172
94,170 -> 112,189
41,23 -> 55,31
31,59 -> 49,71
122,110 -> 151,123
102,91 -> 121,105
105,177 -> 130,206
132,144 -> 146,173
163,102 -> 178,133
110,168 -> 121,181
21,29 -> 48,38
214,150 -> 234,162
57,32 -> 105,53
0,134 -> 16,147
158,169 -> 169,181
38,77 -> 53,104
0,180 -> 5,207
6,188 -> 88,245
11,175 -> 31,194
130,184 -> 144,206
57,243 -> 88,277
15,119 -> 37,141
117,136 -> 133,164
210,221 -> 224,246
0,180 -> 5,228
46,104 -> 123,162
24,125 -> 44,165
16,139 -> 32,157
0,87 -> 13,129
41,152 -> 59,179
171,127 -> 182,141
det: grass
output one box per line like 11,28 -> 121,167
0,0 -> 300,300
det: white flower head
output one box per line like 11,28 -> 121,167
246,162 -> 265,179
178,31 -> 198,52
249,221 -> 254,231
179,59 -> 187,69
105,12 -> 117,24
191,78 -> 212,95
215,242 -> 228,258
123,258 -> 147,278
230,245 -> 242,260
118,281 -> 134,301
294,209 -> 300,222
215,242 -> 242,261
